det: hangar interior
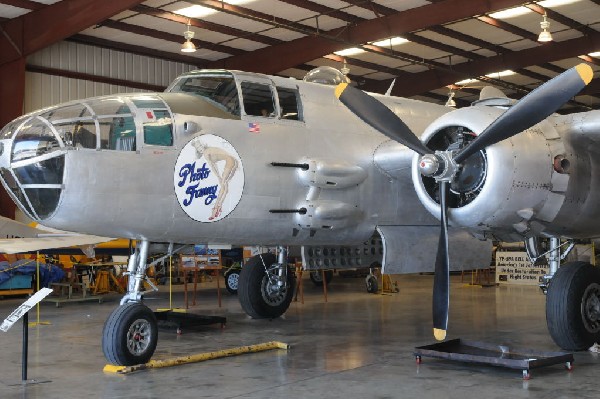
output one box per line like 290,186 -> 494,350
1,0 -> 600,397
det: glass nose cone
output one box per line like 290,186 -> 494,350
0,114 -> 65,220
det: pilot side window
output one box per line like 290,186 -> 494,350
277,87 -> 302,121
240,82 -> 276,117
132,97 -> 174,147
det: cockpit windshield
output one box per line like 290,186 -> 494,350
166,72 -> 240,116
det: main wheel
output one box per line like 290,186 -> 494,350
102,302 -> 158,366
224,269 -> 240,294
238,253 -> 295,319
309,270 -> 333,286
546,261 -> 600,350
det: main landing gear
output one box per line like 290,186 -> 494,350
546,261 -> 600,350
533,237 -> 600,351
238,246 -> 295,319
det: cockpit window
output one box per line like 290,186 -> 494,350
277,87 -> 302,121
240,82 -> 275,117
167,73 -> 240,116
132,97 -> 173,147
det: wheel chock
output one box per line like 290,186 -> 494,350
103,364 -> 126,373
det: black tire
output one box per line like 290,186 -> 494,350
309,270 -> 333,286
102,302 -> 158,366
546,261 -> 600,350
238,253 -> 295,319
366,274 -> 378,293
224,269 -> 240,294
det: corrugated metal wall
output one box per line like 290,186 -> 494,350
25,41 -> 195,112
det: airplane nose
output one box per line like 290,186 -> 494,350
0,114 -> 65,220
0,93 -> 174,221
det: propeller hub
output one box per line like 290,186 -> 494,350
418,154 -> 440,177
418,151 -> 458,182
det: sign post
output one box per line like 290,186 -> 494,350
1,287 -> 53,385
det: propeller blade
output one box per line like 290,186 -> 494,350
432,181 -> 450,341
454,63 -> 593,164
335,83 -> 430,155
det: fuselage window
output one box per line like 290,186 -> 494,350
132,97 -> 173,147
277,87 -> 302,121
240,82 -> 276,117
167,74 -> 240,116
81,98 -> 135,151
105,111 -> 136,151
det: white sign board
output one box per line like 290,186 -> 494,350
495,251 -> 548,285
0,288 -> 53,332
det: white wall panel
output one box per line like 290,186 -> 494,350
25,41 -> 196,113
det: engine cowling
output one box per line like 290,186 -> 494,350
412,106 -> 560,240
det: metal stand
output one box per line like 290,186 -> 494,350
4,311 -> 51,386
22,311 -> 28,381
414,339 -> 574,380
154,310 -> 226,334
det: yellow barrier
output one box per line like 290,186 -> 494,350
104,341 -> 289,374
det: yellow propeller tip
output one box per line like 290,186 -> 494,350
575,63 -> 593,85
433,328 -> 447,341
335,83 -> 348,99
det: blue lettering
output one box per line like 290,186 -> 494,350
183,183 -> 219,207
178,162 -> 211,187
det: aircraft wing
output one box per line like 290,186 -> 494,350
0,215 -> 44,239
0,215 -> 113,254
0,235 -> 114,254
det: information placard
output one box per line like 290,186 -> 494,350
0,288 -> 53,332
495,251 -> 548,285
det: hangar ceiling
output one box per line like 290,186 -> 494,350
0,0 -> 599,112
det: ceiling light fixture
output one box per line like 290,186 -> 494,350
340,59 -> 350,76
371,37 -> 409,47
181,20 -> 197,53
489,6 -> 530,19
334,47 -> 365,57
445,91 -> 457,107
454,78 -> 478,86
538,13 -> 553,42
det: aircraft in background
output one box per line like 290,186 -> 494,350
0,63 -> 595,366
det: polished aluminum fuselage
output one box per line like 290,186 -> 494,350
2,69 -> 600,253
28,78 -> 445,246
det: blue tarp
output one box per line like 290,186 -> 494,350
0,260 -> 65,288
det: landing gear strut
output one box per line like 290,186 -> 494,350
102,240 -> 159,366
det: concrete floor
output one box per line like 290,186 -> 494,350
0,273 -> 599,399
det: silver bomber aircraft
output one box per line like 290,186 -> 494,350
0,64 -> 596,366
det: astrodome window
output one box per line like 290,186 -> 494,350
303,66 -> 350,86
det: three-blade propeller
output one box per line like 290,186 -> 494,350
335,63 -> 593,341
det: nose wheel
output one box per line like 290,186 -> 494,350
102,302 -> 158,366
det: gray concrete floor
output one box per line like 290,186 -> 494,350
0,273 -> 599,399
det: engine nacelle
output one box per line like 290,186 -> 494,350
412,106 -> 562,240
